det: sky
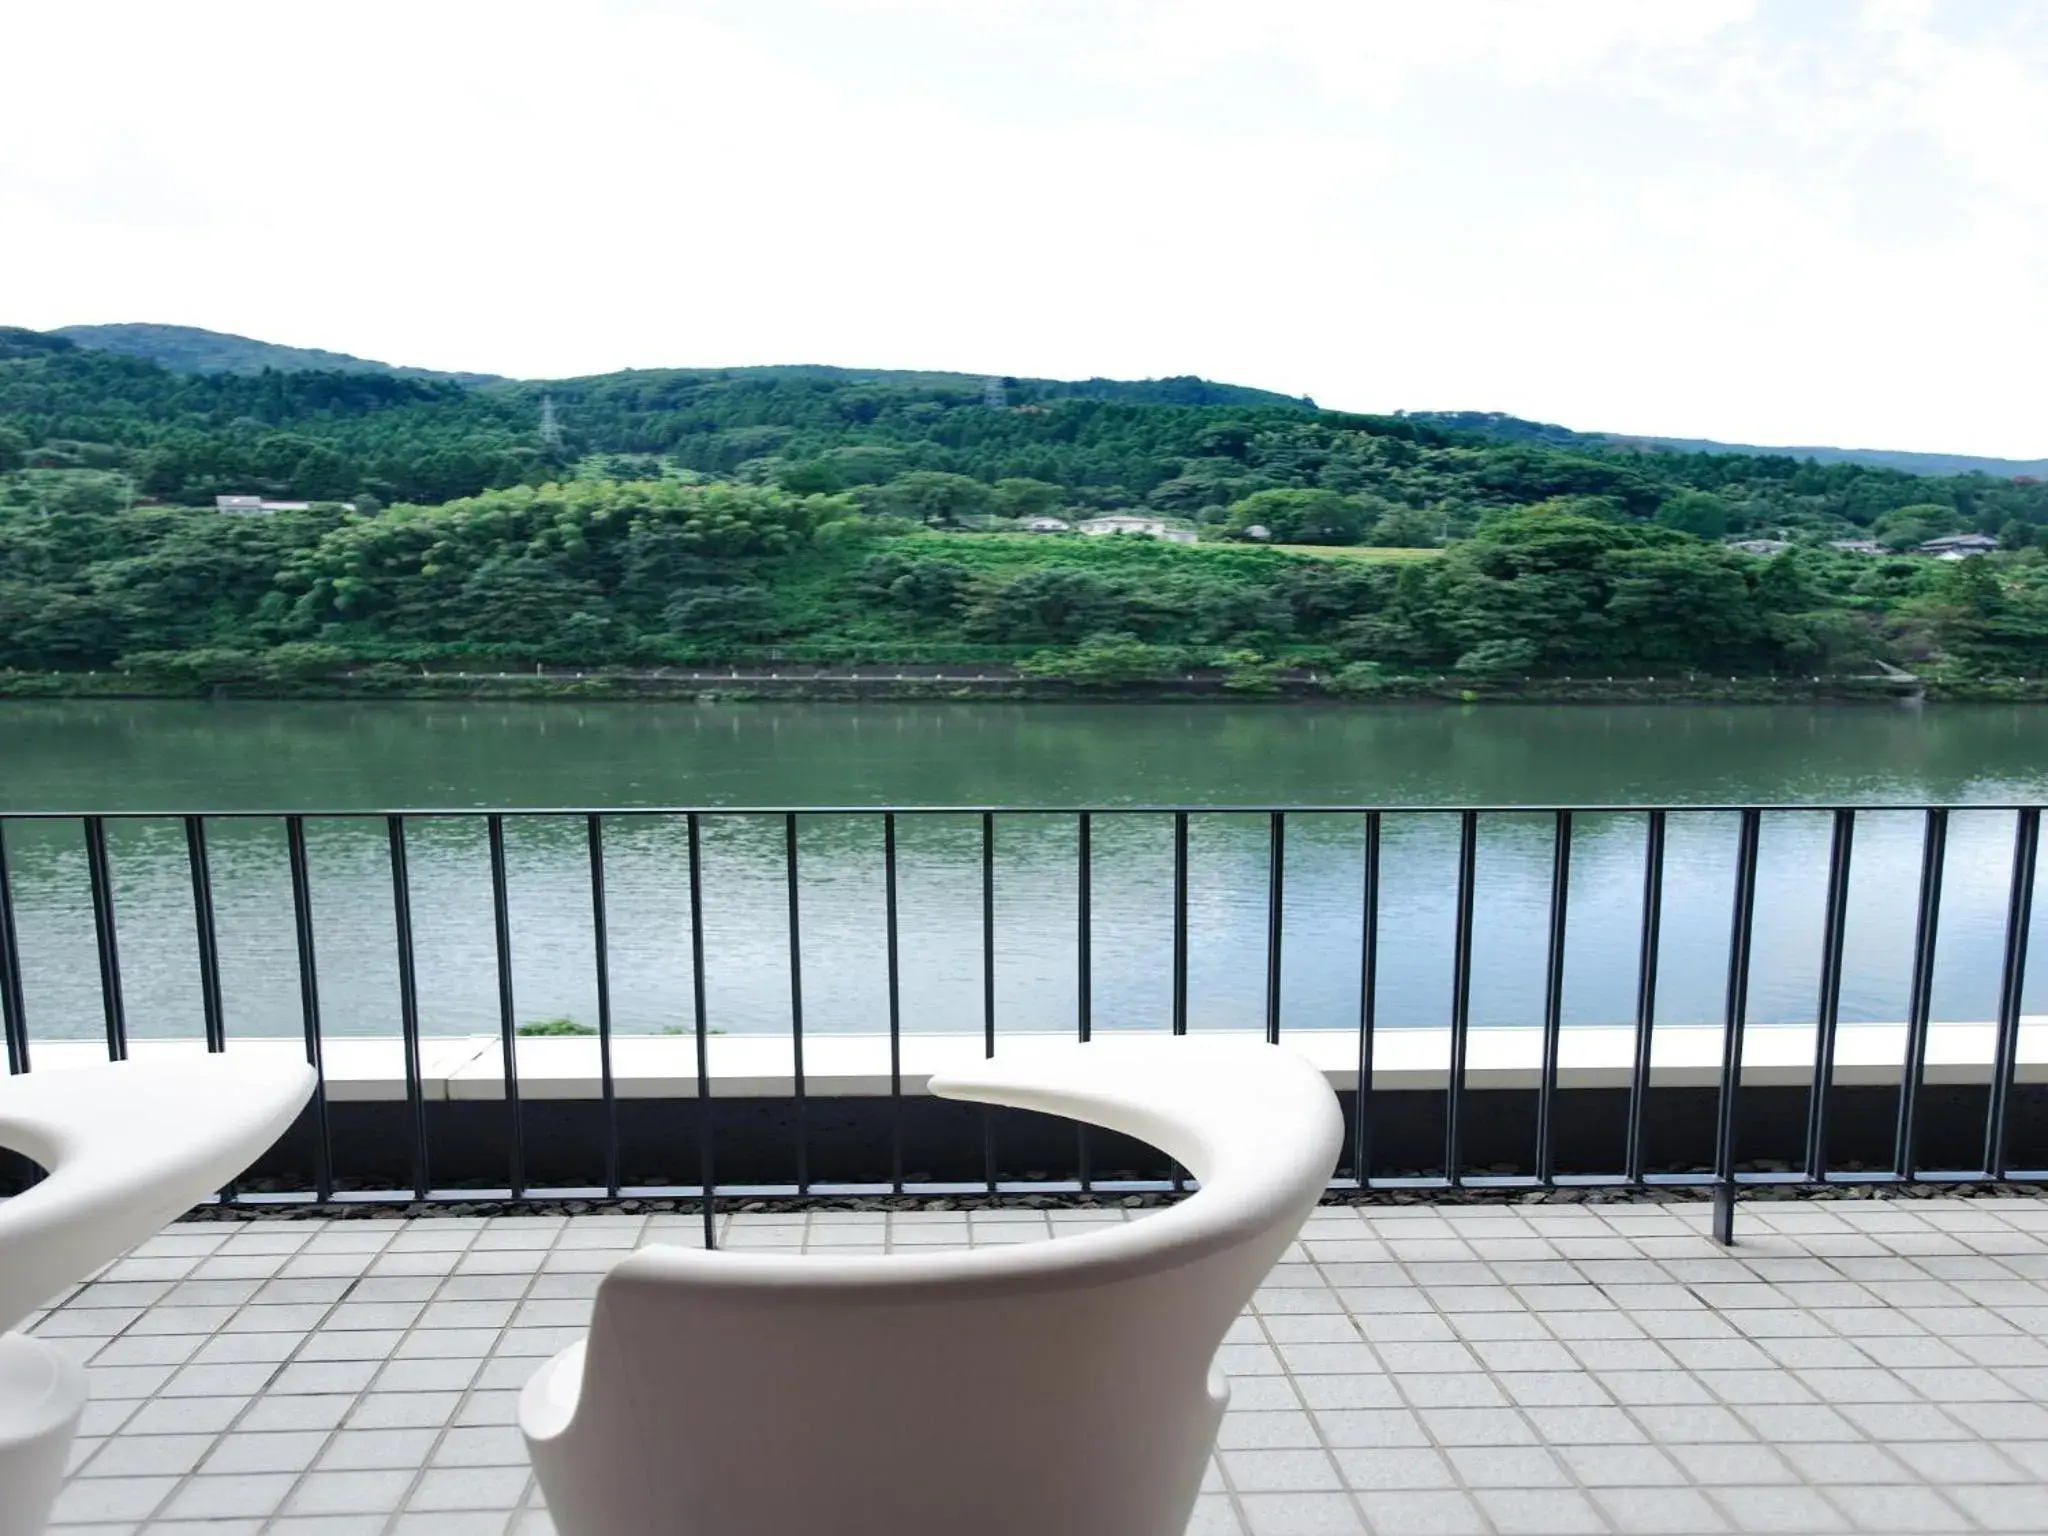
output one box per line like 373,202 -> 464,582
4,0 -> 2045,457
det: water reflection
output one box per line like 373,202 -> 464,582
5,806 -> 2042,1042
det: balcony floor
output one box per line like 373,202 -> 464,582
28,1196 -> 2048,1535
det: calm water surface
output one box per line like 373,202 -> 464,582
1,700 -> 2044,1043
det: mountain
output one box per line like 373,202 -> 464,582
48,325 -> 1308,409
51,323 -> 503,385
1402,411 -> 2048,481
36,327 -> 2041,475
1605,433 -> 2048,480
691,365 -> 1312,410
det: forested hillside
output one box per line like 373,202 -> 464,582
1405,411 -> 2048,480
52,323 -> 501,384
4,325 -> 2047,688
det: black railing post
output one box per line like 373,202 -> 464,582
587,815 -> 620,1199
1076,811 -> 1092,1189
687,813 -> 715,1249
1896,808 -> 1949,1180
982,810 -> 997,1192
1171,811 -> 1189,1036
185,816 -> 227,1054
1713,808 -> 1763,1245
487,815 -> 526,1198
1266,811 -> 1285,1045
1535,810 -> 1572,1185
1446,810 -> 1478,1186
785,813 -> 809,1195
1987,807 -> 2040,1179
386,815 -> 430,1201
83,817 -> 127,1062
286,817 -> 333,1202
884,812 -> 904,1193
1077,813 -> 1092,1045
1353,811 -> 1381,1186
0,820 -> 28,1075
1805,810 -> 1856,1181
1625,811 -> 1666,1184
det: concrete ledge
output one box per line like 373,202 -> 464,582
20,1019 -> 2048,1100
17,1037 -> 491,1102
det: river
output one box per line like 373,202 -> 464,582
1,699 -> 2044,1044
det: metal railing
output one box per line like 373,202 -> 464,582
1,803 -> 2043,1247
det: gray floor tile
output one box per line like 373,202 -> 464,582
281,1469 -> 416,1516
196,1430 -> 329,1475
1708,1484 -> 1849,1532
1590,1483 -> 1731,1531
77,1434 -> 214,1478
405,1465 -> 531,1510
157,1472 -> 297,1519
1442,1445 -> 1569,1489
1821,1483 -> 1971,1532
1351,1489 -> 1489,1535
50,1198 -> 2048,1536
1330,1447 -> 1456,1491
49,1475 -> 177,1523
316,1427 -> 442,1471
237,1394 -> 352,1432
1946,1481 -> 2048,1531
1220,1449 -> 1344,1493
1470,1487 -> 1608,1535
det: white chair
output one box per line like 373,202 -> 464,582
0,1057 -> 315,1536
521,1037 -> 1344,1536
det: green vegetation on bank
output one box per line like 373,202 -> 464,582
4,324 -> 2048,693
2,477 -> 2044,690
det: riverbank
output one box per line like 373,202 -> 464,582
0,664 -> 2001,705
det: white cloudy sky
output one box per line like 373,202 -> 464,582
5,0 -> 2045,456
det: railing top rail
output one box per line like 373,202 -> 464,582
3,801 -> 2047,820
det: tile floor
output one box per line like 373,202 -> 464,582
28,1196 -> 2048,1534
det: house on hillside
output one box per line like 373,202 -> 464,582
1078,514 -> 1196,545
1918,532 -> 1998,559
1828,539 -> 1886,555
1727,538 -> 1791,556
1022,517 -> 1072,533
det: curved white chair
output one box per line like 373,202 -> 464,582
0,1057 -> 315,1536
521,1037 -> 1344,1536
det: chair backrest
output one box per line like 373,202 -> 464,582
526,1038 -> 1343,1536
0,1057 -> 315,1333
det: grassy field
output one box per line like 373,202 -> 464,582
1273,544 -> 1444,561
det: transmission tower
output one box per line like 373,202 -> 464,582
538,393 -> 565,451
982,376 -> 1007,408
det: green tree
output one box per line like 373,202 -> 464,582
1016,633 -> 1185,685
661,586 -> 783,643
991,478 -> 1064,520
1367,505 -> 1440,548
867,471 -> 993,526
1926,558 -> 2048,674
778,459 -> 844,496
1453,638 -> 1537,676
965,567 -> 1123,642
1653,490 -> 1732,541
1222,488 -> 1366,545
1875,503 -> 1964,551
